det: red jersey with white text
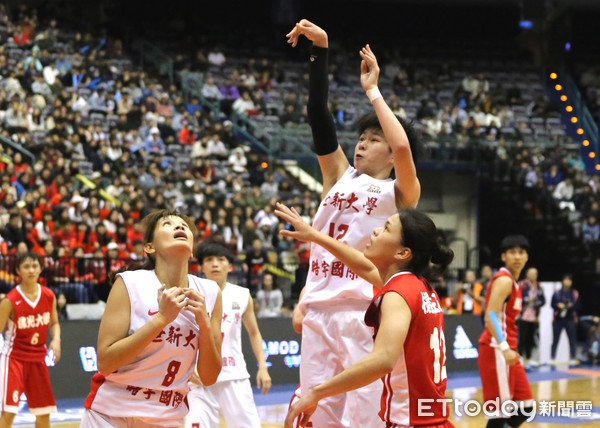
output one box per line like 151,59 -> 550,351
300,166 -> 396,312
365,272 -> 451,427
479,267 -> 522,349
2,284 -> 55,362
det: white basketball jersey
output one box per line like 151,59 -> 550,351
86,270 -> 220,423
299,166 -> 396,312
217,282 -> 250,383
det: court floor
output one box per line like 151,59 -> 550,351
13,366 -> 600,427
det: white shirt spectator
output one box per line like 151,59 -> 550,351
43,64 -> 60,85
256,288 -> 283,318
201,80 -> 222,100
207,138 -> 228,157
228,148 -> 247,173
208,51 -> 226,66
191,140 -> 210,158
553,179 -> 574,200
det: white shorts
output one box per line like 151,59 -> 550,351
185,379 -> 260,428
80,408 -> 173,427
300,308 -> 385,428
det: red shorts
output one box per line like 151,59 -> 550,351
0,354 -> 57,415
478,344 -> 533,414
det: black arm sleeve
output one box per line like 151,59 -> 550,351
306,46 -> 339,156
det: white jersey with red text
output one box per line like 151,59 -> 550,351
84,270 -> 220,426
299,166 -> 396,313
217,282 -> 250,383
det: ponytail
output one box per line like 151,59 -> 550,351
399,209 -> 454,282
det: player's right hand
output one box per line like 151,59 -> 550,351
286,19 -> 328,48
503,349 -> 520,366
157,285 -> 186,324
284,391 -> 319,428
274,202 -> 315,243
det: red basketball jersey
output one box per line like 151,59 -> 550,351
2,284 -> 55,362
365,272 -> 450,427
479,267 -> 522,349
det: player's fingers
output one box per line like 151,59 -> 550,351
300,413 -> 311,426
274,210 -> 294,224
361,59 -> 367,74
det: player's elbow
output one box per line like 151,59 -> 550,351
97,355 -> 115,376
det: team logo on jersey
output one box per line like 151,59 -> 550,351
366,184 -> 381,194
421,292 -> 443,315
453,325 -> 479,359
232,301 -> 240,310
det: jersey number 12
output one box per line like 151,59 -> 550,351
429,327 -> 447,384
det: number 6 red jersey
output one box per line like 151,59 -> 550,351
365,272 -> 452,427
2,284 -> 55,362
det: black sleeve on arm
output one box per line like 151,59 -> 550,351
307,46 -> 339,156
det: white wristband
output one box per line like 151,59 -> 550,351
367,87 -> 382,103
499,341 -> 510,352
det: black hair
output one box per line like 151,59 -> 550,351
500,235 -> 530,253
195,241 -> 234,264
356,112 -> 423,163
398,209 -> 454,282
110,209 -> 197,283
16,251 -> 41,271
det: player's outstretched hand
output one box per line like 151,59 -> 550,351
284,390 -> 319,428
274,202 -> 315,243
286,19 -> 328,48
157,285 -> 186,324
183,288 -> 211,332
360,44 -> 380,92
257,366 -> 272,395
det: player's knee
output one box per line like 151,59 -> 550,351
0,411 -> 16,425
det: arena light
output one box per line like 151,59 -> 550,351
261,161 -> 269,169
596,164 -> 600,171
560,95 -> 568,102
589,152 -> 596,159
577,128 -> 584,135
566,105 -> 573,112
550,72 -> 558,80
571,117 -> 578,123
555,84 -> 562,91
583,140 -> 590,147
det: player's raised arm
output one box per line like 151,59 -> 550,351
275,202 -> 382,287
360,45 -> 420,208
287,19 -> 348,197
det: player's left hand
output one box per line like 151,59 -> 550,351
360,44 -> 380,91
49,338 -> 61,363
183,288 -> 211,331
284,390 -> 319,428
274,202 -> 315,243
256,366 -> 272,395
